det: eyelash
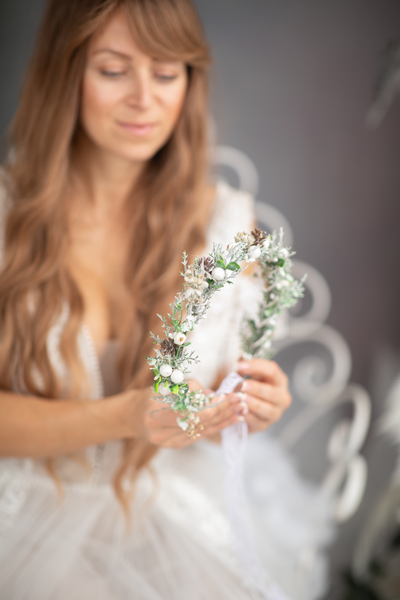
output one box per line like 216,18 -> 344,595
100,70 -> 125,78
100,70 -> 177,82
155,74 -> 178,82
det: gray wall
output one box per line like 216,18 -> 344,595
1,0 -> 400,596
191,2 -> 400,593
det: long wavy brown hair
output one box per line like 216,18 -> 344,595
0,0 -> 211,513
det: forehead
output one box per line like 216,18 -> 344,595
89,7 -> 140,57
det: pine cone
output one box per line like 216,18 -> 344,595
199,256 -> 215,275
160,338 -> 179,356
251,228 -> 267,246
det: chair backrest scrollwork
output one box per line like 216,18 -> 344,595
213,144 -> 372,524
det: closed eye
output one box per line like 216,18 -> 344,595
100,70 -> 126,78
155,73 -> 178,82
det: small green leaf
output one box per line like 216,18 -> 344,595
226,261 -> 241,271
153,369 -> 158,375
227,280 -> 233,284
215,259 -> 226,269
154,380 -> 160,393
172,384 -> 180,394
277,258 -> 285,267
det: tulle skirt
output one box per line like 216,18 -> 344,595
0,435 -> 334,600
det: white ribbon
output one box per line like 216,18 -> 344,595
218,372 -> 291,600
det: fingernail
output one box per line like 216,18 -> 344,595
234,401 -> 247,415
241,381 -> 249,393
237,361 -> 250,372
237,416 -> 246,422
239,401 -> 248,415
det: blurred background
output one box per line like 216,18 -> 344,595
1,1 -> 400,598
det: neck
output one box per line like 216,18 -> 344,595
71,130 -> 144,212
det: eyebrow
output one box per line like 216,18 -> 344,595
92,49 -> 132,60
91,48 -> 180,65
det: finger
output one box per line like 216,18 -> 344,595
146,403 -> 184,427
160,431 -> 195,449
241,382 -> 292,411
245,394 -> 282,422
240,380 -> 282,405
147,391 -> 228,426
147,424 -> 186,447
153,406 -> 247,448
200,392 -> 249,425
156,408 -> 238,448
236,359 -> 288,387
197,394 -> 232,422
202,413 -> 246,438
162,411 -> 246,448
244,412 -> 271,434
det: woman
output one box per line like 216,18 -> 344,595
0,0 -> 292,598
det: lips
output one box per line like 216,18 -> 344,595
117,121 -> 155,136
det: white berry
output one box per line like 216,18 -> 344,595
212,267 -> 225,281
158,383 -> 171,396
171,369 -> 184,384
160,364 -> 172,377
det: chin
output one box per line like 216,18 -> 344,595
111,140 -> 167,163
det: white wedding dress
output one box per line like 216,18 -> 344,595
0,180 -> 334,600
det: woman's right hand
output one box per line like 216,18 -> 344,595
123,382 -> 245,449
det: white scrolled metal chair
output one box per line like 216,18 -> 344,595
213,144 -> 372,597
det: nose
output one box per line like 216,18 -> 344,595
127,68 -> 152,110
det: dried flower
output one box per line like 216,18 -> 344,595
234,231 -> 255,246
160,339 -> 179,356
185,288 -> 196,300
199,256 -> 215,276
251,228 -> 268,246
174,332 -> 187,345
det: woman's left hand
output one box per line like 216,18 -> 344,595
233,359 -> 292,433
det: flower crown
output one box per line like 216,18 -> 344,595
147,228 -> 305,433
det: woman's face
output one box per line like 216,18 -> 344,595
80,8 -> 188,163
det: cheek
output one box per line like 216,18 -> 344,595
160,82 -> 187,130
80,74 -> 121,136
